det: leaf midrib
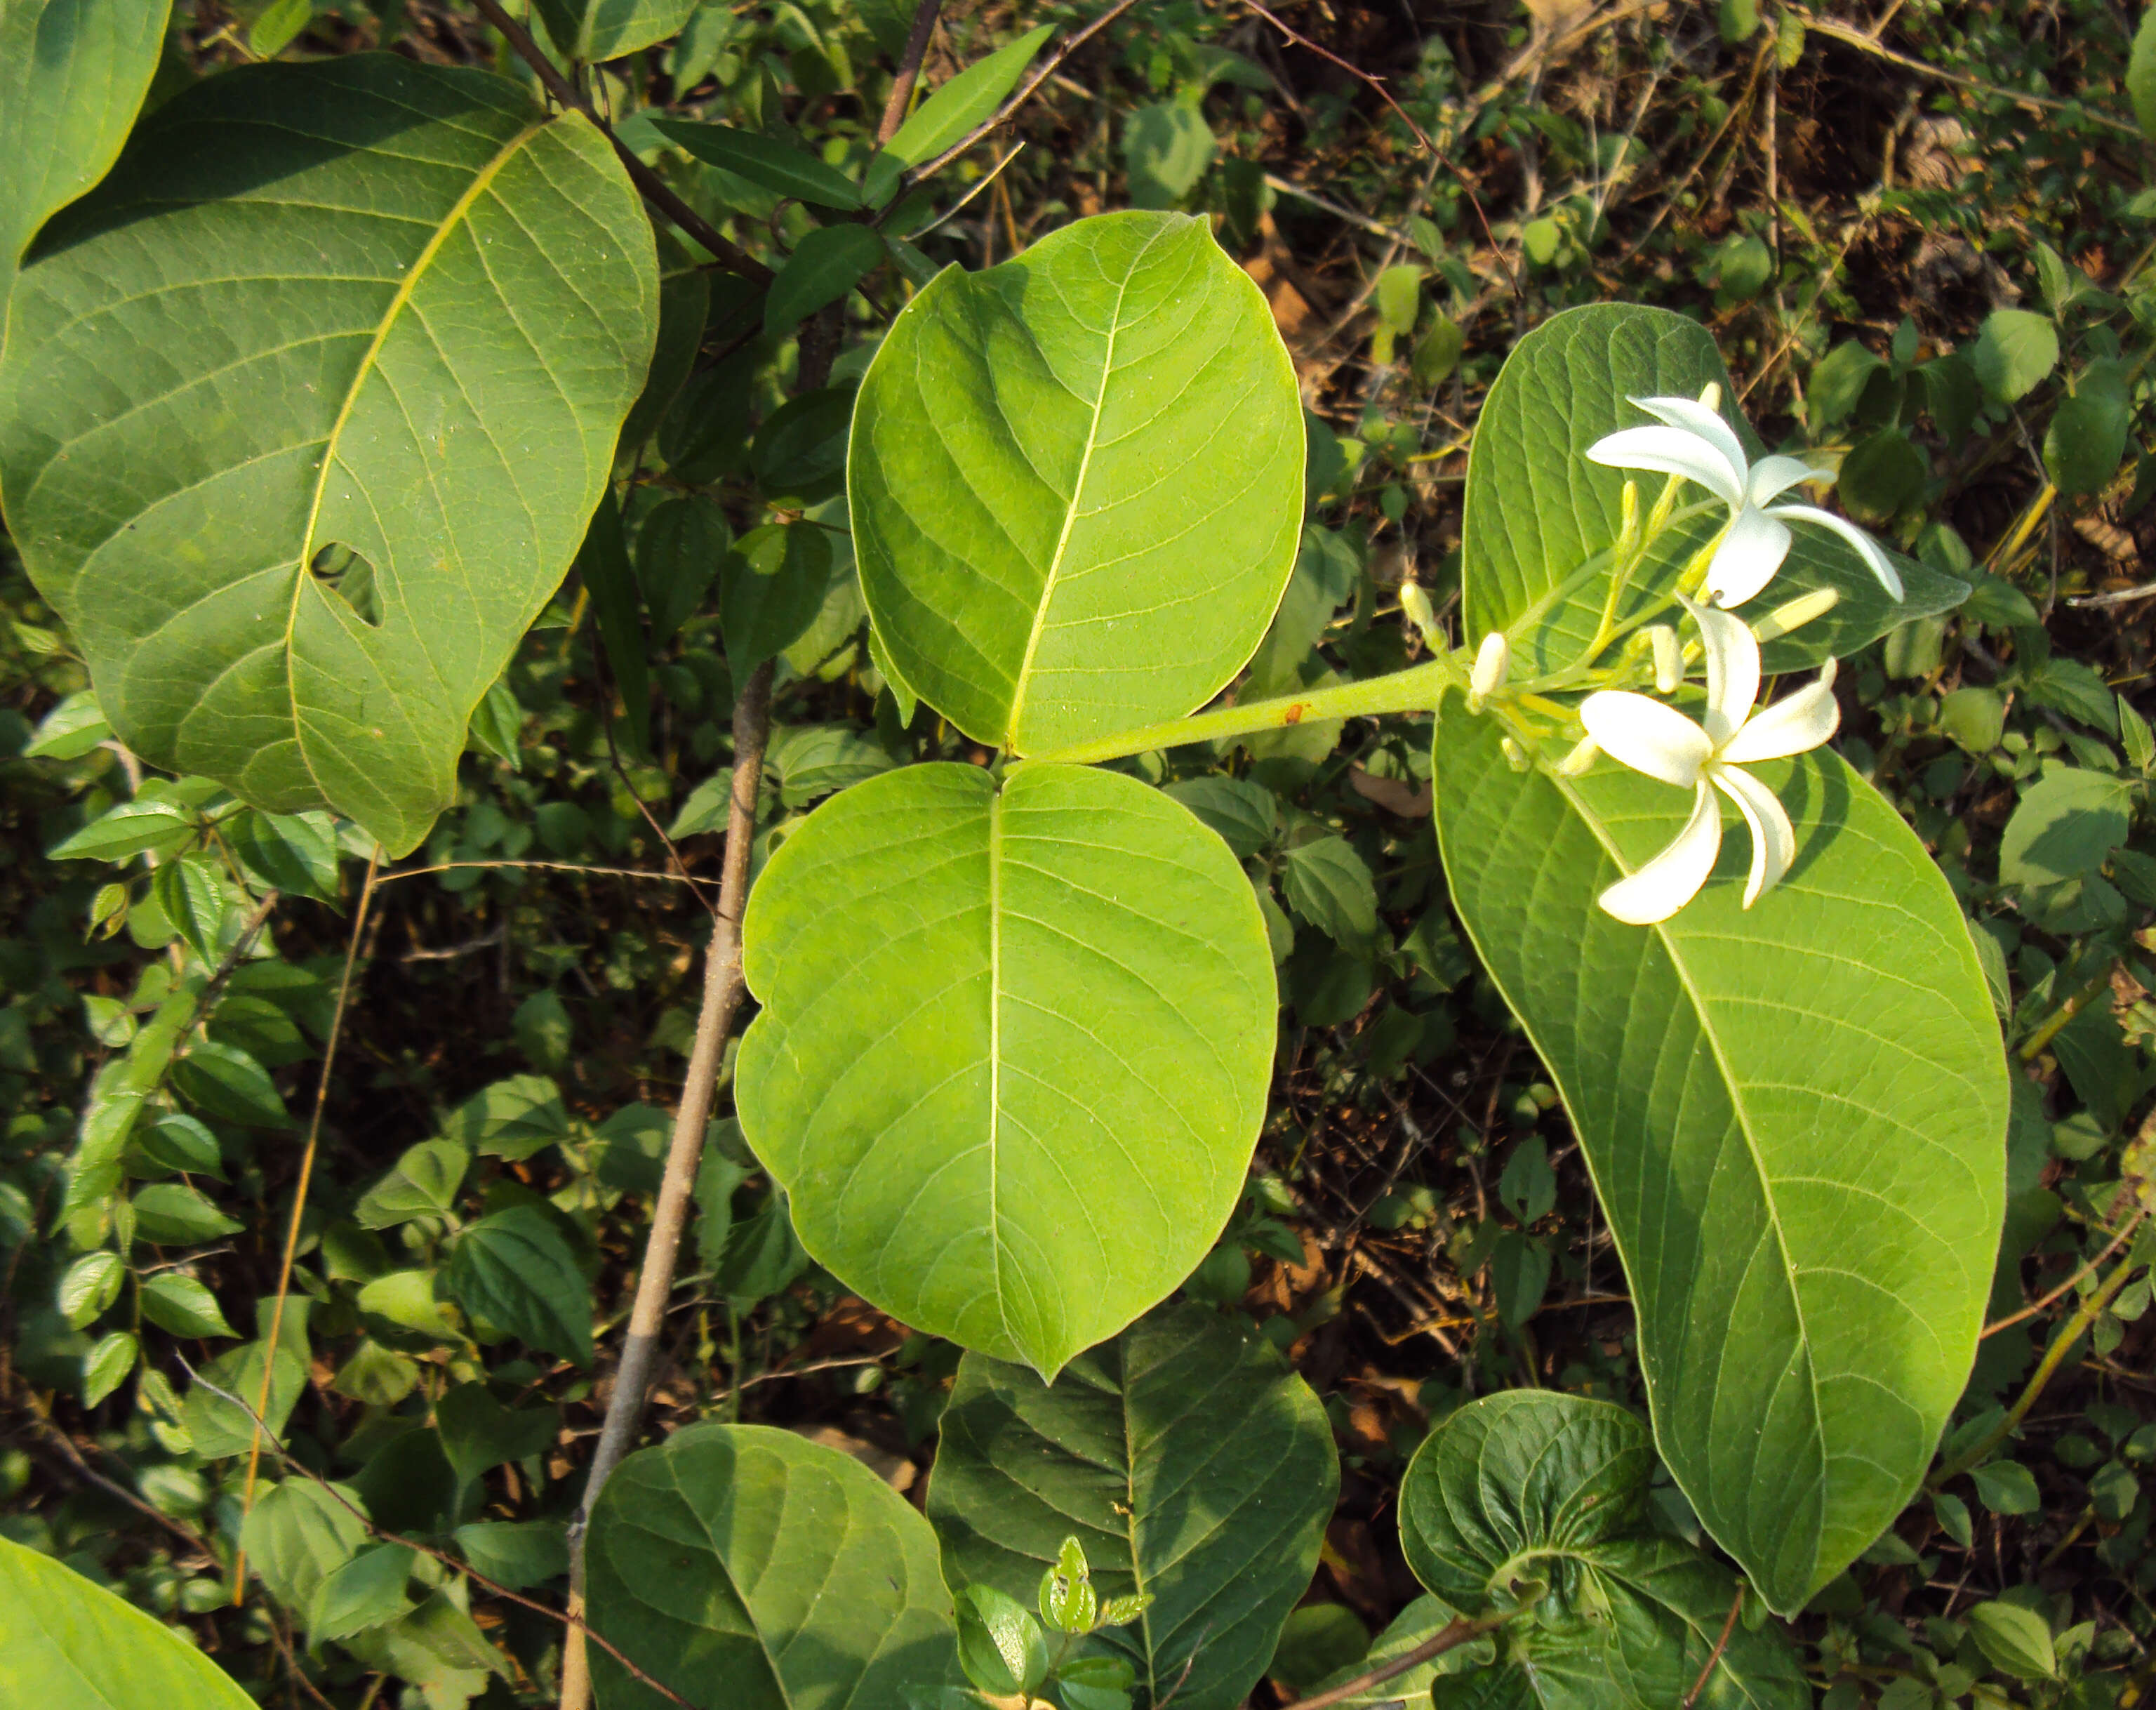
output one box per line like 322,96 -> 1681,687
1003,223 -> 1166,753
279,110 -> 554,798
1541,762 -> 1823,1575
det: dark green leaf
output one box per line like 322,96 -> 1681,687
140,1273 -> 239,1339
311,1542 -> 415,1641
764,223 -> 884,337
439,1075 -> 570,1162
447,1207 -> 592,1367
926,1301 -> 1337,1710
530,0 -> 701,62
721,522 -> 833,675
957,1584 -> 1049,1696
241,1479 -> 368,1619
225,809 -> 340,903
1998,769 -> 2134,886
48,799 -> 194,862
577,489 -> 651,754
132,1181 -> 244,1244
172,1041 -> 291,1129
436,1382 -> 559,1485
1282,837 -> 1378,948
453,1520 -> 566,1591
654,119 -> 864,209
1970,309 -> 2059,404
635,494 -> 730,647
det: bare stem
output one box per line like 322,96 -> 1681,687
1273,1611 -> 1515,1710
470,0 -> 773,285
877,0 -> 945,145
557,661 -> 775,1710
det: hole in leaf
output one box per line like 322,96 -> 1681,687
309,541 -> 382,627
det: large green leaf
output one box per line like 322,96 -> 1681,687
1398,1392 -> 1806,1709
926,1301 -> 1337,1710
848,211 -> 1303,754
0,55 -> 656,854
1462,305 -> 1964,675
0,1534 -> 255,1709
1434,710 -> 2005,1612
585,1422 -> 961,1710
737,761 -> 1276,1375
0,0 -> 170,322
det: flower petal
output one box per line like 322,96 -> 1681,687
1710,763 -> 1796,908
1766,503 -> 1904,600
1630,396 -> 1752,493
1585,425 -> 1743,508
1579,691 -> 1713,787
1597,781 -> 1722,924
1700,504 -> 1792,609
1679,597 -> 1759,749
1717,664 -> 1840,764
1745,453 -> 1825,507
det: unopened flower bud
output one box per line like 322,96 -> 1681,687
1646,472 -> 1682,541
1614,479 -> 1642,564
1648,625 -> 1682,694
1696,380 -> 1722,411
1500,736 -> 1529,771
1401,580 -> 1439,644
1466,630 -> 1510,712
1750,586 -> 1841,643
1557,734 -> 1599,776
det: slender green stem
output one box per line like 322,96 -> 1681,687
1931,1236 -> 2148,1487
1020,658 -> 1462,767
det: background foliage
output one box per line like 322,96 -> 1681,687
4,0 -> 2156,1706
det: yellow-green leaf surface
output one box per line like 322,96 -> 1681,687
1435,712 -> 2004,1612
1441,303 -> 2008,1612
0,55 -> 656,855
928,1301 -> 1337,1710
737,762 -> 1276,1375
0,1535 -> 253,1709
1463,305 -> 1964,675
0,0 -> 170,322
848,211 -> 1303,754
585,1423 -> 961,1710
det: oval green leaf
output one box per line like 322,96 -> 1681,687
0,1533 -> 254,1709
1462,304 -> 1964,675
0,0 -> 169,317
585,1422 -> 961,1710
1434,710 -> 2006,1614
0,55 -> 657,855
446,1206 -> 592,1368
737,761 -> 1276,1375
926,1301 -> 1338,1710
849,211 -> 1303,754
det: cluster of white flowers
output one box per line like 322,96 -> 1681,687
1488,393 -> 1898,924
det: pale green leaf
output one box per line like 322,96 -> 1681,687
132,1181 -> 244,1243
1970,308 -> 2059,404
140,1273 -> 238,1339
585,1422 -> 962,1709
453,1520 -> 566,1591
446,1206 -> 592,1367
310,1541 -> 415,1641
0,1534 -> 254,1709
738,762 -> 1276,1374
1999,767 -> 2133,887
355,1139 -> 470,1228
1435,710 -> 2007,1613
0,0 -> 170,319
48,798 -> 194,863
1124,101 -> 1217,208
58,1251 -> 124,1329
1461,305 -> 1964,677
225,809 -> 340,902
1967,1600 -> 2057,1681
0,56 -> 657,855
926,1301 -> 1338,1710
2044,359 -> 2131,496
1294,1595 -> 1493,1705
82,1329 -> 137,1405
531,0 -> 700,62
849,211 -> 1303,754
1281,835 -> 1378,948
862,24 -> 1054,206
439,1074 -> 569,1161
240,1479 -> 368,1619
182,1334 -> 307,1457
2134,8 -> 2156,142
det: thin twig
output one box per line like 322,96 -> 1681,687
556,662 -> 777,1710
1794,9 -> 2140,136
1681,1584 -> 1747,1709
895,0 -> 1145,192
878,0 -> 945,144
469,0 -> 773,283
231,849 -> 380,1598
1273,1612 -> 1515,1710
1984,1207 -> 2148,1338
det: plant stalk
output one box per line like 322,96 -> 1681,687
557,660 -> 774,1710
1931,1228 -> 2148,1488
877,0 -> 944,143
1273,1610 -> 1515,1710
1022,656 -> 1462,767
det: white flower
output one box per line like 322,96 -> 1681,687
1578,601 -> 1839,924
1587,395 -> 1903,608
1468,631 -> 1510,710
